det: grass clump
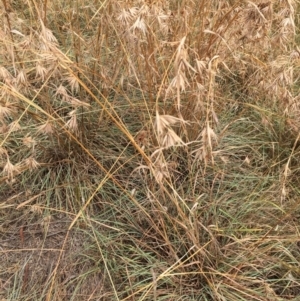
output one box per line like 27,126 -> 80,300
1,0 -> 300,300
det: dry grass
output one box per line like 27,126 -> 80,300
1,0 -> 300,300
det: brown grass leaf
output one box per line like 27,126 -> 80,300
40,25 -> 58,44
155,111 -> 184,134
3,157 -> 20,179
174,36 -> 186,69
8,121 -> 21,132
130,17 -> 147,35
22,136 -> 37,148
66,110 -> 78,133
160,128 -> 185,148
24,156 -> 40,171
0,67 -> 13,82
36,120 -> 54,135
35,64 -> 47,81
67,97 -> 91,108
0,104 -> 14,121
205,124 -> 218,149
117,7 -> 138,25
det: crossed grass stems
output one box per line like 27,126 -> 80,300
1,0 -> 300,300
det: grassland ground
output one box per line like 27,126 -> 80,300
1,1 -> 300,300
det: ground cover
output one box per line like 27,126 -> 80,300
1,1 -> 300,300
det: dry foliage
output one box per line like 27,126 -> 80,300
1,0 -> 300,300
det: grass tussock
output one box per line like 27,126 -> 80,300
1,0 -> 300,300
